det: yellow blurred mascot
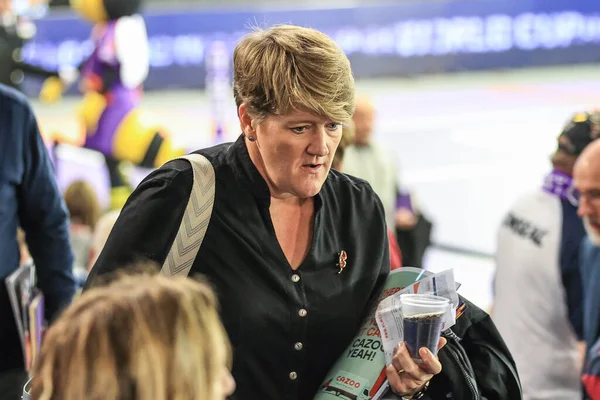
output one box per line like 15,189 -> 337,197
41,0 -> 184,210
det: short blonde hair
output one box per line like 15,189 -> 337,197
233,24 -> 355,123
31,271 -> 231,400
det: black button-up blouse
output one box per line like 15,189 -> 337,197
86,135 -> 390,400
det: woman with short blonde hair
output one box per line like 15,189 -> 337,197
86,24 -> 442,399
30,273 -> 235,400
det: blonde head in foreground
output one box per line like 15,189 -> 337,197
234,24 -> 356,199
30,273 -> 235,400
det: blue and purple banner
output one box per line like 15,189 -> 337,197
21,0 -> 600,91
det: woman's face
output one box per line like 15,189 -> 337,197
240,105 -> 343,199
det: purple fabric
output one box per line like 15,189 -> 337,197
542,169 -> 579,204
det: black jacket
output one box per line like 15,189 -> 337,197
85,136 -> 391,400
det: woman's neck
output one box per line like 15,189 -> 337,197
270,195 -> 312,208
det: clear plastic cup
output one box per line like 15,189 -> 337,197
400,294 -> 449,363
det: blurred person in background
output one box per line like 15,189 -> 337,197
343,96 -> 405,229
573,137 -> 600,400
333,120 -> 402,270
63,179 -> 101,286
492,111 -> 599,400
343,96 -> 431,268
0,83 -> 75,397
30,270 -> 236,400
86,25 -> 446,399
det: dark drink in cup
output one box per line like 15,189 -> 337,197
402,311 -> 445,362
400,294 -> 449,363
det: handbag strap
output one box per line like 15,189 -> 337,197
160,153 -> 216,277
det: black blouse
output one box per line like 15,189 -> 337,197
86,135 -> 390,400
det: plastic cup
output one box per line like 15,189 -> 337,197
400,294 -> 449,363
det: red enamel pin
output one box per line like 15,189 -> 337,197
337,250 -> 348,274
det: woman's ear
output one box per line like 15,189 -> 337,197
238,103 -> 254,137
